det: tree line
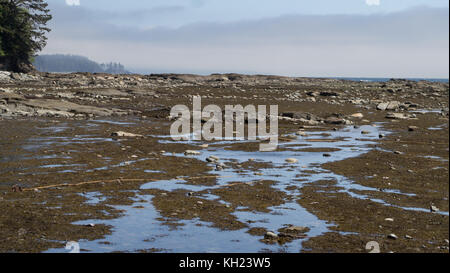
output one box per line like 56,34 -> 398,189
33,54 -> 131,74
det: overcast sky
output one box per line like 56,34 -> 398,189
42,0 -> 449,78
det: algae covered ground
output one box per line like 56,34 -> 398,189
0,72 -> 448,253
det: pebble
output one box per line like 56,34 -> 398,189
295,131 -> 307,136
199,144 -> 209,148
185,150 -> 201,156
408,126 -> 419,131
361,130 -> 371,135
285,158 -> 298,163
388,234 -> 398,240
110,131 -> 142,137
264,232 -> 278,239
385,218 -> 394,222
405,235 -> 413,239
323,153 -> 331,157
430,205 -> 439,213
351,113 -> 364,118
206,155 -> 220,163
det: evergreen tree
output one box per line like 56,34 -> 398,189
0,0 -> 52,71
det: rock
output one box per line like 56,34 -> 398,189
394,151 -> 403,155
385,113 -> 411,120
264,232 -> 278,239
283,226 -> 310,233
430,205 -> 439,213
361,130 -> 371,135
379,134 -> 385,139
295,131 -> 307,136
405,235 -> 413,239
377,102 -> 389,111
285,158 -> 298,163
12,185 -> 23,192
386,101 -> 401,110
385,218 -> 394,222
306,91 -> 319,97
185,150 -> 201,156
377,101 -> 401,111
111,131 -> 143,137
0,71 -> 12,80
323,153 -> 331,157
388,234 -> 398,240
408,126 -> 419,131
206,156 -> 220,163
351,113 -> 364,118
324,116 -> 347,125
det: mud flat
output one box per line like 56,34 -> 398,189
0,72 -> 448,253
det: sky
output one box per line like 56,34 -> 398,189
41,0 -> 449,78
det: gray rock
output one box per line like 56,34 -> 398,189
385,113 -> 411,120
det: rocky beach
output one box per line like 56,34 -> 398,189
0,71 -> 448,253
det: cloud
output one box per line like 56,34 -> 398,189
65,0 -> 80,6
42,5 -> 449,78
365,0 -> 380,6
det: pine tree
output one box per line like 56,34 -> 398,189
0,0 -> 52,72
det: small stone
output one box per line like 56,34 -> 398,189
379,134 -> 385,139
405,235 -> 413,239
323,153 -> 331,157
199,144 -> 209,148
388,234 -> 398,240
110,131 -> 143,137
430,205 -> 439,213
394,151 -> 403,155
264,232 -> 278,239
351,113 -> 364,118
285,158 -> 298,164
295,131 -> 307,136
185,150 -> 201,156
361,130 -> 371,135
85,223 -> 95,227
206,155 -> 220,163
385,218 -> 394,222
